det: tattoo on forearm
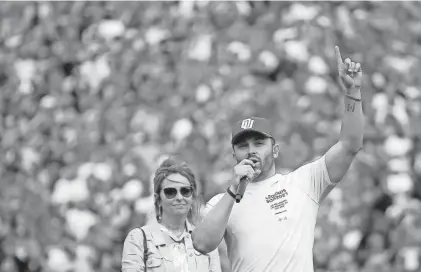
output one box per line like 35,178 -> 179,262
346,103 -> 355,112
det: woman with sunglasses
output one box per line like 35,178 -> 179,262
122,157 -> 221,272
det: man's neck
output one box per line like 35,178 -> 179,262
253,167 -> 276,183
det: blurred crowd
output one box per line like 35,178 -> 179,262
0,1 -> 420,272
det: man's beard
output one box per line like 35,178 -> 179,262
260,154 -> 275,174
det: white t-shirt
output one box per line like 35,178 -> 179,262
205,156 -> 334,272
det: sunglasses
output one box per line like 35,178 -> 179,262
162,186 -> 193,199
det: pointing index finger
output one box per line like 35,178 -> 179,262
334,46 -> 343,66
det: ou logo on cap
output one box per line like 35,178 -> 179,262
241,118 -> 254,129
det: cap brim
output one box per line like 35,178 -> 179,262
231,129 -> 273,145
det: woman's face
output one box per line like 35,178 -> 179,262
159,173 -> 194,220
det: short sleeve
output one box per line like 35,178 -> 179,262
121,228 -> 145,272
291,155 -> 334,204
204,194 -> 224,215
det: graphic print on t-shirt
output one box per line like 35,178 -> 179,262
265,188 -> 289,222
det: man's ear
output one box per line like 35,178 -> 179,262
273,144 -> 280,158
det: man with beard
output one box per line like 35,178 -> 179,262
192,46 -> 365,272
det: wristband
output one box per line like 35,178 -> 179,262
345,93 -> 362,102
226,187 -> 236,200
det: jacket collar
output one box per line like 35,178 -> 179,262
185,220 -> 194,233
148,220 -> 195,246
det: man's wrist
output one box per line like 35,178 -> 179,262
345,88 -> 362,100
229,182 -> 239,192
226,187 -> 236,200
345,93 -> 362,102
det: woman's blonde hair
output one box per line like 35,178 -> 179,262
153,156 -> 201,225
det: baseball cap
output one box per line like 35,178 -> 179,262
231,117 -> 274,145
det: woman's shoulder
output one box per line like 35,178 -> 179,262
142,221 -> 163,233
123,228 -> 144,248
125,222 -> 158,239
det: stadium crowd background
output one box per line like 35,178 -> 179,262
0,1 -> 420,272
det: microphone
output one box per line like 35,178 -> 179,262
235,169 -> 261,203
235,176 -> 249,203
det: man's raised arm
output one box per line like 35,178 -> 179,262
325,46 -> 365,183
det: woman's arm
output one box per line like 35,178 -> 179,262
121,229 -> 145,272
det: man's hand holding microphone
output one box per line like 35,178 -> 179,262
228,157 -> 261,203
